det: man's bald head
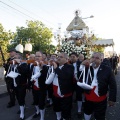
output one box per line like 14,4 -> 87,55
29,54 -> 35,60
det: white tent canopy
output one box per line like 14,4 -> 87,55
92,39 -> 114,47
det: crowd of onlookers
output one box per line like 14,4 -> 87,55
102,54 -> 119,75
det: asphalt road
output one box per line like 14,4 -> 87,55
0,68 -> 120,120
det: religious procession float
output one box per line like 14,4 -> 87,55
60,10 -> 114,58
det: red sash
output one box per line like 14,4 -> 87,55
53,85 -> 72,98
85,86 -> 107,102
33,81 -> 40,90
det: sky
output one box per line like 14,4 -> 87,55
0,0 -> 120,54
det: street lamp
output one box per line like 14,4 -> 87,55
82,15 -> 94,19
54,23 -> 62,51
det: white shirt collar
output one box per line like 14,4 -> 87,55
92,65 -> 100,70
59,65 -> 64,69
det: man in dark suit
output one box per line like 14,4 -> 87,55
27,54 -> 35,105
77,52 -> 117,120
3,48 -> 17,108
69,52 -> 84,118
45,54 -> 57,108
110,55 -> 118,74
46,52 -> 74,120
28,51 -> 48,120
101,53 -> 111,68
8,53 -> 29,120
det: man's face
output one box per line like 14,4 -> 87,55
79,54 -> 84,61
29,55 -> 35,60
90,53 -> 101,67
70,54 -> 78,63
26,54 -> 30,58
51,55 -> 57,61
43,54 -> 47,60
47,54 -> 51,60
9,51 -> 16,58
35,52 -> 43,61
57,53 -> 66,65
14,54 -> 19,59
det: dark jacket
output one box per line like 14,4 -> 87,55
27,64 -> 34,89
4,57 -> 14,83
38,65 -> 49,91
101,58 -> 111,68
84,64 -> 117,102
110,57 -> 117,70
76,60 -> 82,78
27,64 -> 48,91
55,63 -> 74,95
8,63 -> 28,89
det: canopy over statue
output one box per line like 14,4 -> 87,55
91,39 -> 114,47
61,10 -> 92,58
61,10 -> 114,57
66,10 -> 87,31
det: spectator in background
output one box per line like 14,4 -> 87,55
101,53 -> 111,68
110,55 -> 118,74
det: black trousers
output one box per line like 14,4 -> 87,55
32,89 -> 46,109
32,89 -> 39,105
14,85 -> 26,106
6,84 -> 15,105
39,90 -> 46,109
47,84 -> 53,99
75,85 -> 84,101
84,99 -> 107,120
53,95 -> 72,119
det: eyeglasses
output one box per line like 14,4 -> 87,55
57,56 -> 64,58
35,56 -> 42,57
91,56 -> 100,59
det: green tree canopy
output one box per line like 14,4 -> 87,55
90,34 -> 104,52
12,20 -> 55,53
0,23 -> 13,65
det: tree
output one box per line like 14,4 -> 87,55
12,20 -> 56,53
0,23 -> 13,65
90,34 -> 104,52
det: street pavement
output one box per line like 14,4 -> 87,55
0,67 -> 120,120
